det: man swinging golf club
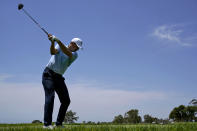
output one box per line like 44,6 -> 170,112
18,3 -> 82,129
42,34 -> 82,129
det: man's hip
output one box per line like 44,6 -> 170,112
43,67 -> 65,80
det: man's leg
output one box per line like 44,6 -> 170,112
54,78 -> 70,126
42,76 -> 55,126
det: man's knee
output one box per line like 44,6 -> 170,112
61,98 -> 70,106
67,99 -> 71,106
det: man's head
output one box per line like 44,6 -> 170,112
68,38 -> 83,52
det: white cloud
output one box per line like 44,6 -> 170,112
152,24 -> 196,46
0,74 -> 13,81
0,80 -> 44,123
69,85 -> 167,122
0,74 -> 188,123
0,77 -> 164,123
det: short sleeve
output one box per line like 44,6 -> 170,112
67,52 -> 78,66
71,52 -> 78,60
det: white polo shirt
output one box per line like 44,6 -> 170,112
46,44 -> 78,75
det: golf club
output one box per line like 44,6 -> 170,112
18,3 -> 49,36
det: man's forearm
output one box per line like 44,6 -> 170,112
55,39 -> 72,57
50,41 -> 56,55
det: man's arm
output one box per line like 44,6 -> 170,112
48,34 -> 72,58
48,34 -> 58,55
50,41 -> 58,55
55,39 -> 73,58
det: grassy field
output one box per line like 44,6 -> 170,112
0,122 -> 197,131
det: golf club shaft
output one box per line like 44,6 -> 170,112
22,8 -> 48,36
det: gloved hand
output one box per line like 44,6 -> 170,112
48,34 -> 58,42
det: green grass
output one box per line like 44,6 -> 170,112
0,122 -> 197,131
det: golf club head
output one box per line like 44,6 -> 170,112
18,4 -> 24,10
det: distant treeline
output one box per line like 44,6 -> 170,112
32,99 -> 197,124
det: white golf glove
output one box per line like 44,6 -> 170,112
51,35 -> 56,42
49,34 -> 59,42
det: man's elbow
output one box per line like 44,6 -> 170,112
50,49 -> 58,55
50,51 -> 56,55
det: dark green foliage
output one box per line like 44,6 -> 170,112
32,120 -> 42,124
169,105 -> 197,122
189,99 -> 197,106
144,114 -> 155,123
64,110 -> 79,124
113,115 -> 124,124
113,109 -> 142,124
143,114 -> 170,124
124,109 -> 142,124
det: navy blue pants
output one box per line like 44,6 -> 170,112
42,67 -> 70,126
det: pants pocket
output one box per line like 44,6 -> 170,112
43,73 -> 50,77
42,72 -> 53,80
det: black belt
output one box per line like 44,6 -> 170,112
44,67 -> 64,79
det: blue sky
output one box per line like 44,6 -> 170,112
0,0 -> 197,123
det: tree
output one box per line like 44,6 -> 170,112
144,114 -> 154,123
169,105 -> 187,122
188,99 -> 197,121
169,105 -> 197,122
87,121 -> 96,124
112,115 -> 124,124
186,106 -> 197,122
32,120 -> 42,123
124,109 -> 141,123
189,99 -> 197,106
64,110 -> 79,124
143,114 -> 168,124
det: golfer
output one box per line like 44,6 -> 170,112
42,34 -> 82,129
